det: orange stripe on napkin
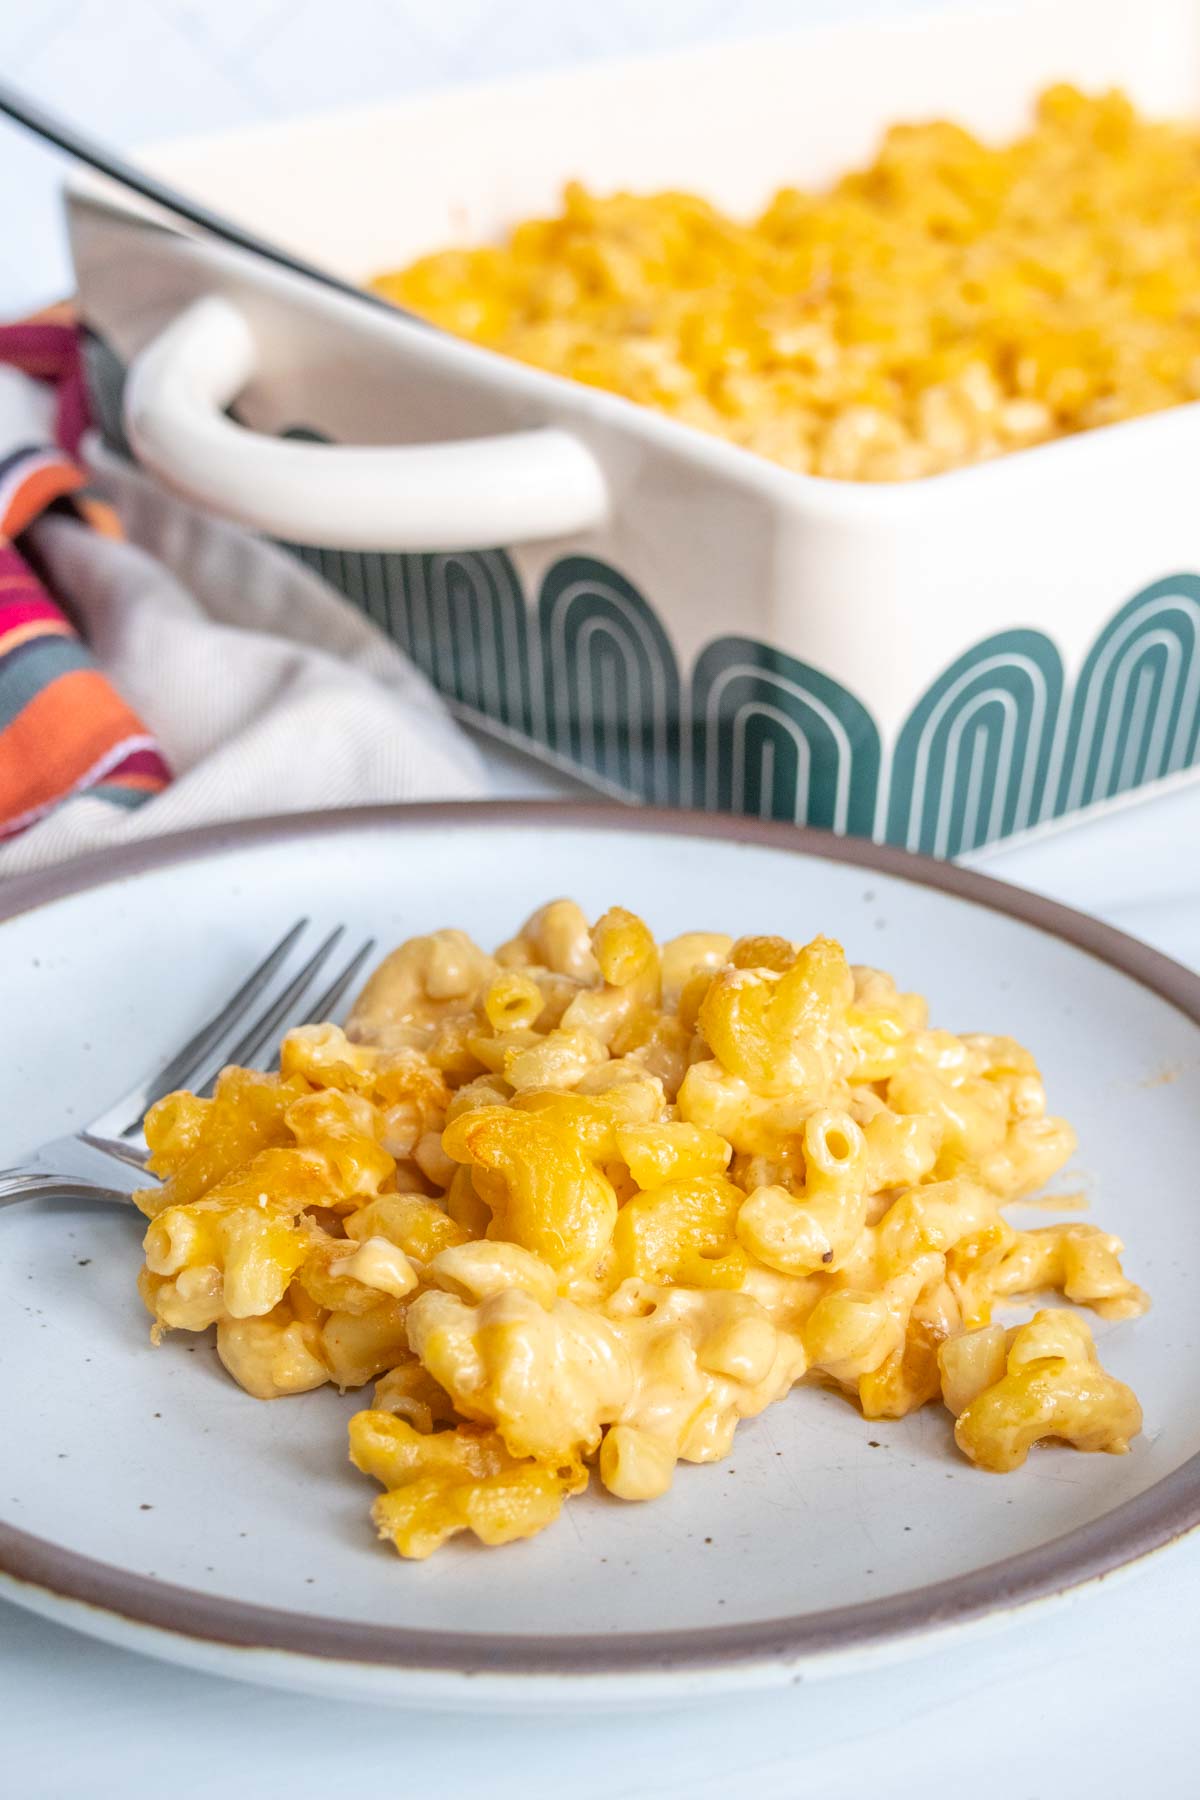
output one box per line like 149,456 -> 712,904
0,668 -> 154,822
1,459 -> 86,539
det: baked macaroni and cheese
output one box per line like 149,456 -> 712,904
375,86 -> 1200,481
135,903 -> 1147,1559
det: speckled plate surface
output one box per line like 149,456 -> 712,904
2,804 -> 1198,1709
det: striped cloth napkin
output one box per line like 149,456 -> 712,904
0,310 -> 170,838
0,313 -> 484,880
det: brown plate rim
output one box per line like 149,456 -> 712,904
2,799 -> 1198,1683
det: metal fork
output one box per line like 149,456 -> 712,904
0,918 -> 375,1211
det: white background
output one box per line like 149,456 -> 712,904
0,0 -> 952,315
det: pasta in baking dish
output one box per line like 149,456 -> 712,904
135,902 -> 1147,1559
375,86 -> 1200,481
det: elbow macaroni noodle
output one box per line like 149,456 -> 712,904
135,902 -> 1147,1559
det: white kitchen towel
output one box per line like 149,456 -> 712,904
0,439 -> 487,878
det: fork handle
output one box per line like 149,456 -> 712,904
3,1133 -> 151,1195
0,1175 -> 136,1208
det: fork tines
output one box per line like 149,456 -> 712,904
83,921 -> 376,1145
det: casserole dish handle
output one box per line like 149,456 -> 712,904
122,296 -> 610,550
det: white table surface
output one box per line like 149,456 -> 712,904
4,750 -> 1199,1799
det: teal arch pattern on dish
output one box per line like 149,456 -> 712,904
537,555 -> 682,804
398,551 -> 535,736
885,629 -> 1065,857
1055,575 -> 1200,816
287,543 -> 535,737
691,635 -> 881,835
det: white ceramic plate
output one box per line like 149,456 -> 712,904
2,804 -> 1198,1710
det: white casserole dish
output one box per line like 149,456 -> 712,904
65,0 -> 1200,853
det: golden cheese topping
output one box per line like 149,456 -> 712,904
373,86 -> 1200,481
135,901 -> 1147,1558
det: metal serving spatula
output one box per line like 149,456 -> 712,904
0,77 -> 414,319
